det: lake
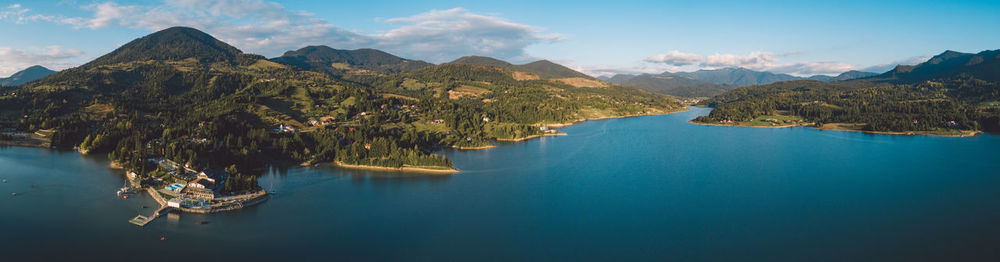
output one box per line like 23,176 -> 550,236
2,107 -> 1000,261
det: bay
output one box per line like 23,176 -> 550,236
2,107 -> 1000,261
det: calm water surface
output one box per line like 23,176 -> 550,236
2,107 -> 1000,261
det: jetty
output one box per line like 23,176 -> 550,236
129,205 -> 171,226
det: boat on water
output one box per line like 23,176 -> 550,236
117,184 -> 132,199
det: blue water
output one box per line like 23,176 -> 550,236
2,107 -> 1000,261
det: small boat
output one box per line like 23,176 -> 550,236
2,179 -> 7,183
160,237 -> 166,241
117,184 -> 132,199
200,221 -> 210,225
11,192 -> 16,196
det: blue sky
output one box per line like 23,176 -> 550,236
1,0 -> 998,77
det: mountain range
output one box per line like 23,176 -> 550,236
0,26 -> 678,180
696,49 -> 1000,134
872,49 -> 1000,83
448,56 -> 594,79
601,68 -> 880,97
0,65 -> 56,86
271,45 -> 433,74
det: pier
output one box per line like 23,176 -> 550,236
129,205 -> 171,226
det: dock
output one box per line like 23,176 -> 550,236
129,205 -> 171,226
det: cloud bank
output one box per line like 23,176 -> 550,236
0,46 -> 83,77
644,50 -> 858,76
9,1 -> 560,63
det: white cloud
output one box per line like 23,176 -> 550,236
13,1 -> 559,63
0,46 -> 83,76
703,51 -> 775,68
644,50 -> 702,66
576,64 -> 684,78
644,50 -> 857,76
375,8 -> 562,63
1,3 -> 58,24
767,62 -> 856,76
860,55 -> 931,73
645,50 -> 778,69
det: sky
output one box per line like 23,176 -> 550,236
1,0 -> 998,77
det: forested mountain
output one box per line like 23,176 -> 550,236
670,68 -> 802,86
0,27 -> 680,190
606,68 -> 878,98
604,73 -> 735,97
84,26 -> 260,67
448,56 -> 594,79
873,50 -> 1000,83
0,65 -> 56,86
806,70 -> 879,82
271,45 -> 432,74
696,50 -> 1000,135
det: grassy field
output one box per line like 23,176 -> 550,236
739,114 -> 807,127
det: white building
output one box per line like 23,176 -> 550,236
167,198 -> 182,208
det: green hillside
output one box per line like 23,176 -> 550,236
448,56 -> 594,79
271,45 -> 433,74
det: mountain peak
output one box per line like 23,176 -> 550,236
84,26 -> 255,67
875,49 -> 1000,82
271,45 -> 431,73
448,56 -> 514,67
518,60 -> 592,79
0,65 -> 56,86
23,65 -> 51,71
446,57 -> 591,79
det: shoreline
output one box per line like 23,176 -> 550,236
496,132 -> 567,142
542,107 -> 690,129
688,120 -> 812,129
450,106 -> 688,148
690,119 -> 981,137
810,124 -> 982,137
334,161 -> 460,174
451,145 -> 497,150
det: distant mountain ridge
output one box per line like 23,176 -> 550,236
873,49 -> 1000,83
0,65 -> 56,86
448,56 -> 593,79
271,45 -> 433,73
603,73 -> 735,97
806,70 -> 880,82
695,48 -> 1000,134
604,67 -> 880,97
